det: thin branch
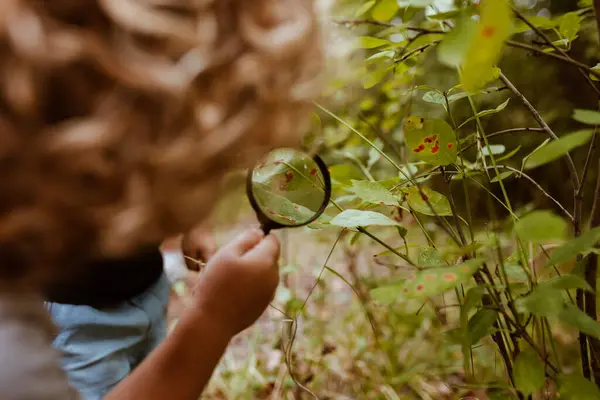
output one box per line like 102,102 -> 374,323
586,158 -> 600,384
334,19 -> 445,35
483,166 -> 574,221
512,8 -> 600,96
460,128 -> 546,152
395,41 -> 440,64
498,72 -> 580,191
506,41 -> 600,80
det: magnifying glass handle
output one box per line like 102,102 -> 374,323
261,224 -> 272,235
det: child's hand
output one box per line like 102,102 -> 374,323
191,229 -> 280,335
181,225 -> 217,271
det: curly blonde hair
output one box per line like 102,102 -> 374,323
0,0 -> 324,283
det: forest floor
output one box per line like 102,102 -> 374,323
165,199 -> 486,400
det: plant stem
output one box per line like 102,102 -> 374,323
585,158 -> 600,384
506,41 -> 600,80
499,72 -> 580,192
512,8 -> 600,96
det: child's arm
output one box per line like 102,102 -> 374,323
104,229 -> 280,399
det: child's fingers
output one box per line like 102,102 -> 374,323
242,234 -> 280,265
226,229 -> 265,256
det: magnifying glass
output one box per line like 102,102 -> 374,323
246,148 -> 332,234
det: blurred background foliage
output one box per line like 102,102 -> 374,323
191,0 -> 600,399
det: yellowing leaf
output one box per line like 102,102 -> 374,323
355,0 -> 376,17
372,0 -> 398,21
461,0 -> 513,92
437,14 -> 477,67
359,36 -> 390,49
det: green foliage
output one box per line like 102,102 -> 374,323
513,348 -> 545,397
524,130 -> 594,170
330,209 -> 401,228
405,186 -> 452,216
514,210 -> 567,243
226,0 -> 600,397
546,227 -> 600,266
350,180 -> 398,205
558,374 -> 600,399
573,109 -> 600,125
466,309 -> 497,345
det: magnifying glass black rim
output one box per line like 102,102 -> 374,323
246,150 -> 331,233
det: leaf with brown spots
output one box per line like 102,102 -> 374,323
401,258 -> 485,299
404,117 -> 457,166
370,259 -> 485,303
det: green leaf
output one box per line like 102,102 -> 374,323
514,210 -> 568,243
366,50 -> 395,61
372,0 -> 398,21
359,36 -> 390,49
504,264 -> 529,282
405,186 -> 452,216
558,374 -> 600,400
514,348 -> 545,396
546,227 -> 600,267
573,109 -> 600,125
397,0 -> 434,7
497,145 -> 522,162
525,130 -> 594,170
403,117 -> 457,166
514,15 -> 555,34
417,247 -> 441,266
461,0 -> 513,92
520,287 -> 565,318
437,14 -> 477,67
350,180 -> 398,206
481,144 -> 506,156
422,91 -> 446,105
329,164 -> 364,186
459,98 -> 510,128
559,12 -> 581,42
560,303 -> 600,339
537,274 -> 593,293
491,171 -> 514,182
463,286 -> 485,315
467,309 -> 498,345
330,210 -> 402,228
400,258 -> 485,299
363,67 -> 391,89
370,284 -> 403,305
355,0 -> 376,17
590,64 -> 600,82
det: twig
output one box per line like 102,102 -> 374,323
585,158 -> 600,384
460,128 -> 546,152
512,8 -> 600,96
498,72 -> 580,192
483,166 -> 574,221
395,41 -> 440,65
334,19 -> 445,35
506,41 -> 600,80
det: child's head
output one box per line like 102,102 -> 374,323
0,0 -> 324,283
